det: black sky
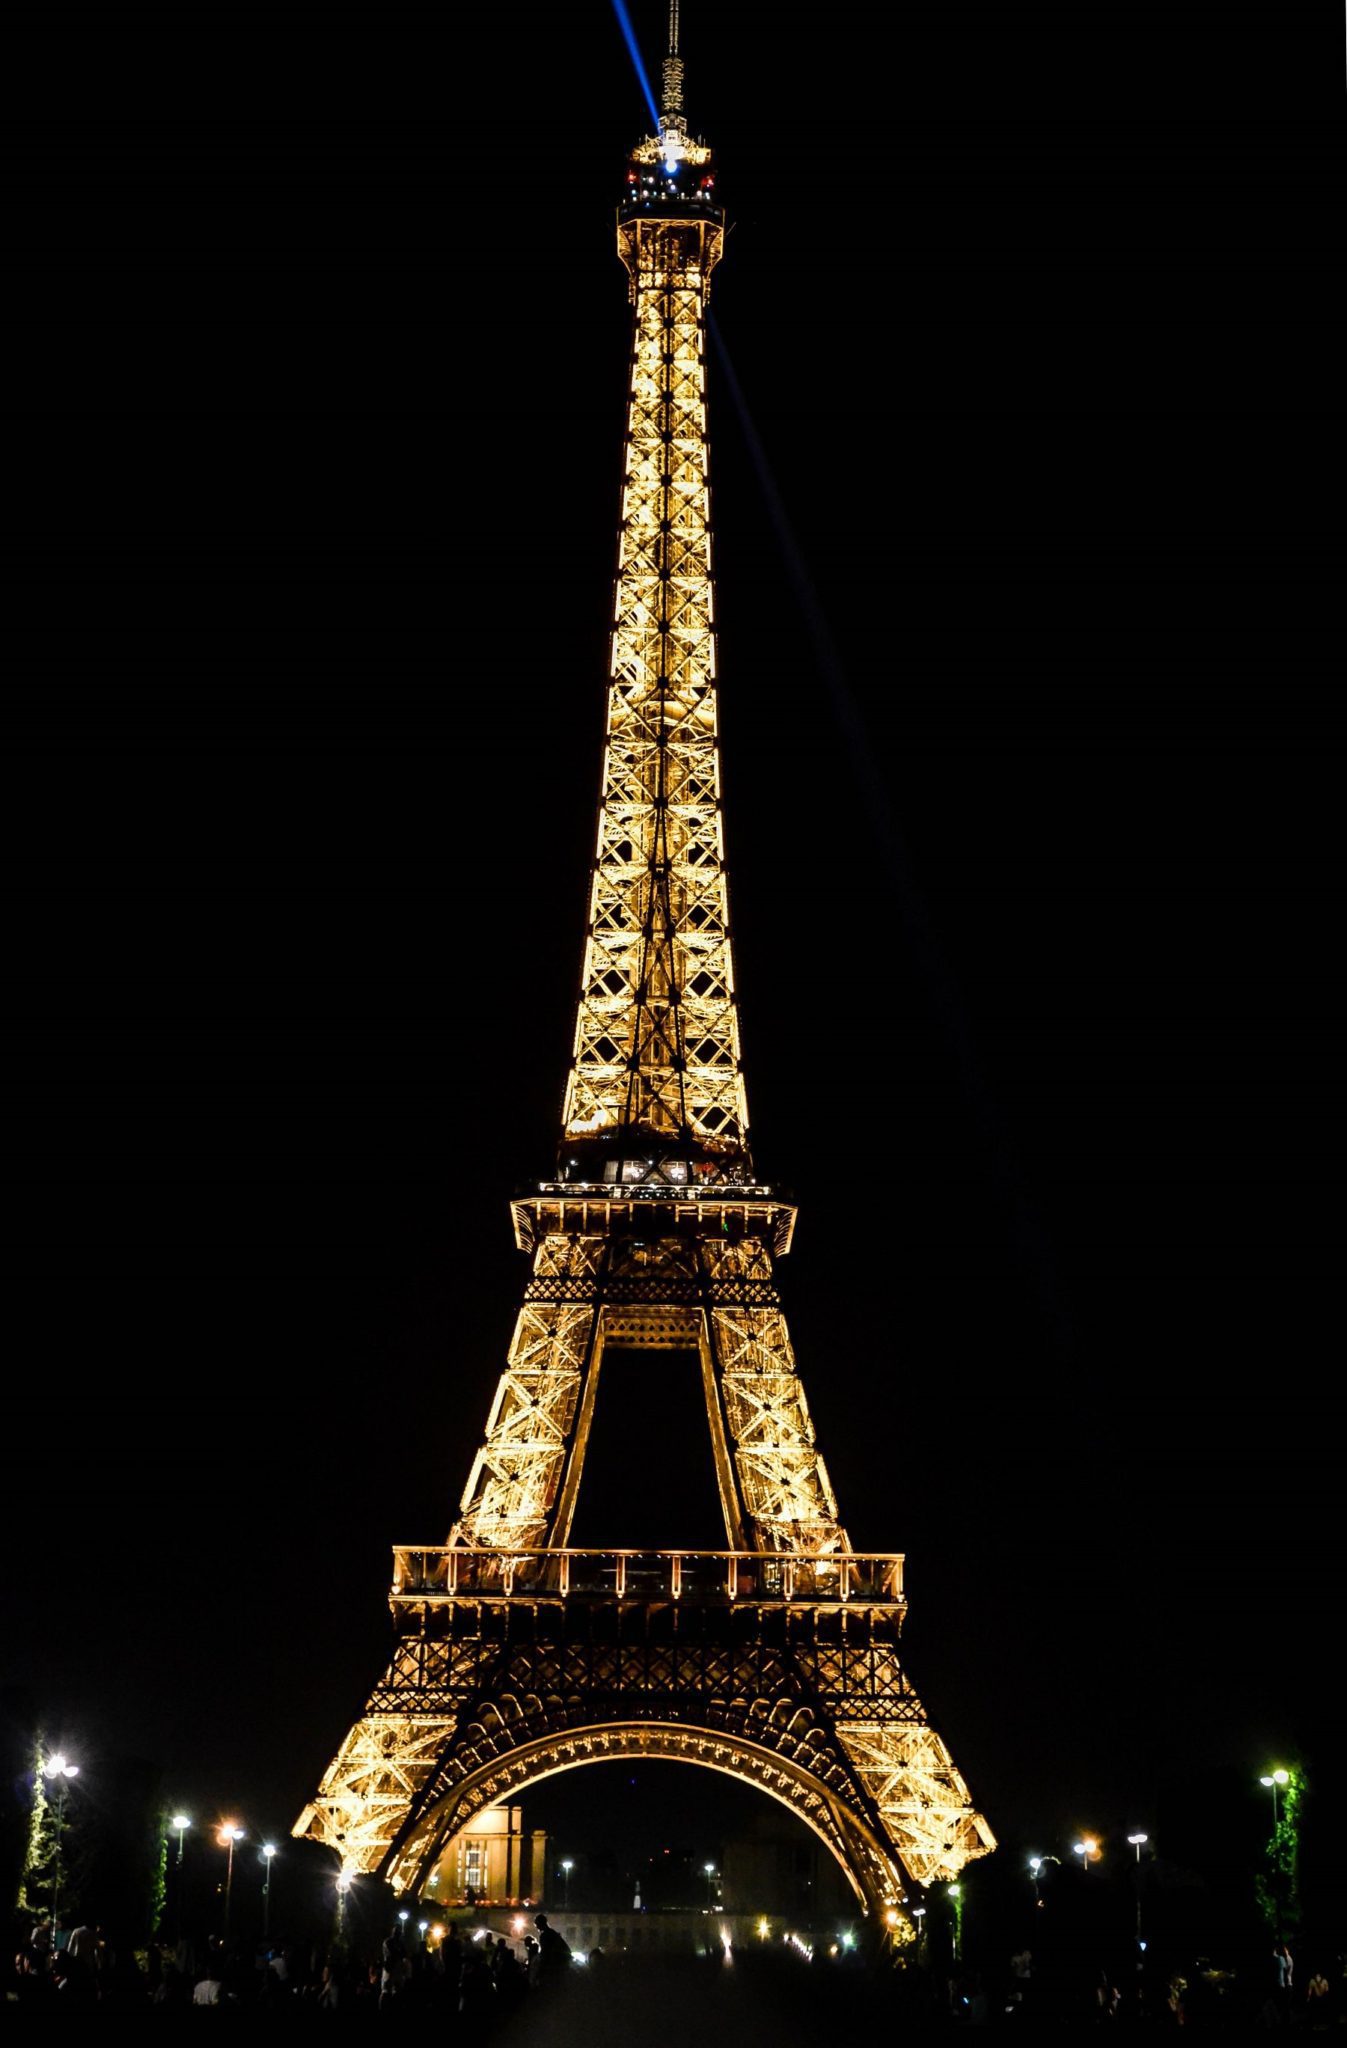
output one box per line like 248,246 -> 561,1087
6,7 -> 1341,1893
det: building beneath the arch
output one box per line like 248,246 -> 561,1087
423,1803 -> 547,1906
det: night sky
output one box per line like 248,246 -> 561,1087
7,6 -> 1340,1907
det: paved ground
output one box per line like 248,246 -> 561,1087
494,1951 -> 948,2047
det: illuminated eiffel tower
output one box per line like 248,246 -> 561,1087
294,13 -> 994,1929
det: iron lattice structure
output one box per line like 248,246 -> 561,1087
295,40 -> 995,1926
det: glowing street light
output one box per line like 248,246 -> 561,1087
262,1845 -> 277,1938
1073,1837 -> 1100,1872
947,1882 -> 963,1963
42,1753 -> 80,1941
703,1862 -> 717,1911
912,1905 -> 927,1963
560,1858 -> 574,1909
217,1825 -> 245,1938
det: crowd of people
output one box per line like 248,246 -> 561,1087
8,1912 -> 1347,2027
6,1909 -> 579,2013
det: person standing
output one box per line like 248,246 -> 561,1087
1305,1964 -> 1330,2021
530,1913 -> 572,1992
1274,1940 -> 1294,2018
380,1924 -> 409,2009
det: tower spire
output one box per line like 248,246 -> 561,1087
662,0 -> 683,120
659,0 -> 688,165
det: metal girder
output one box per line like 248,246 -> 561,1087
562,212 -> 747,1164
450,1229 -> 843,1559
293,1590 -> 988,1906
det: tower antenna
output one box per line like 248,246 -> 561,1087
661,0 -> 684,129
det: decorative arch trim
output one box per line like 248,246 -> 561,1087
388,1719 -> 905,1916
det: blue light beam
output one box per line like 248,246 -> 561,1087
610,0 -> 661,131
708,313 -> 1074,1366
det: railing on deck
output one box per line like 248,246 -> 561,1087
390,1546 -> 904,1607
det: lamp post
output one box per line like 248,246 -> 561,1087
171,1814 -> 191,1943
560,1859 -> 573,1909
703,1862 -> 717,1911
1029,1853 -> 1059,1910
912,1906 -> 926,1965
1260,1768 -> 1289,1831
42,1753 -> 80,1944
262,1845 -> 277,1939
1260,1769 -> 1290,1937
1126,1834 -> 1148,1964
947,1882 -> 963,1965
218,1826 -> 245,1939
1073,1837 -> 1099,1873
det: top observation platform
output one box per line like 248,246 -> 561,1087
618,149 -> 722,229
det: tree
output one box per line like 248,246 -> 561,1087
0,1688 -> 39,1912
1255,1766 -> 1303,1938
18,1737 -> 89,1930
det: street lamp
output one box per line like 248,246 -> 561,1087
1260,1768 -> 1291,1937
42,1753 -> 80,1943
947,1882 -> 963,1964
262,1845 -> 277,1939
1028,1852 -> 1060,1910
560,1858 -> 573,1909
912,1906 -> 927,1963
217,1825 -> 245,1939
1073,1837 -> 1099,1872
1260,1768 -> 1290,1830
1127,1834 -> 1148,1964
171,1814 -> 191,1943
703,1862 -> 717,1911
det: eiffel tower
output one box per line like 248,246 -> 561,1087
294,13 -> 995,1930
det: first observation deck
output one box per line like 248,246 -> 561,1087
391,1546 -> 905,1611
